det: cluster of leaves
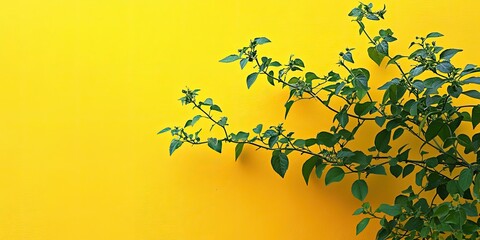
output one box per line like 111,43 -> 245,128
159,3 -> 480,239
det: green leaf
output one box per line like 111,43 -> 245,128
416,169 -> 426,187
336,110 -> 349,128
207,138 -> 222,153
426,32 -> 444,38
352,179 -> 368,201
375,116 -> 386,127
375,129 -> 391,153
157,127 -> 171,134
409,65 -> 425,78
254,37 -> 271,45
403,164 -> 415,178
463,90 -> 480,99
210,104 -> 222,112
472,105 -> 480,128
202,98 -> 213,106
266,70 -> 275,86
404,217 -> 423,231
436,61 -> 454,73
284,101 -> 294,119
390,165 -> 403,178
219,54 -> 240,63
315,163 -> 327,178
302,156 -> 319,185
354,101 -> 376,116
440,49 -> 462,61
268,135 -> 279,148
343,51 -> 354,63
376,40 -> 389,55
387,55 -> 405,66
392,128 -> 404,140
253,124 -> 263,134
169,139 -> 183,155
447,85 -> 462,98
305,72 -> 320,82
368,165 -> 387,175
376,204 -> 402,216
367,47 -> 385,66
271,150 -> 289,178
317,132 -> 339,147
325,167 -> 345,186
185,115 -> 202,127
234,131 -> 249,141
458,168 -> 474,192
235,143 -> 244,161
425,119 -> 445,142
463,77 -> 480,85
240,58 -> 248,69
356,218 -> 370,235
246,72 -> 259,89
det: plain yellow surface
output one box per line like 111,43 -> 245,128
0,0 -> 479,239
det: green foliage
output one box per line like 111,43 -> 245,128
161,3 -> 480,239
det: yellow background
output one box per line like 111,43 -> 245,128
0,0 -> 479,239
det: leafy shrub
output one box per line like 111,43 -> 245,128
159,3 -> 480,239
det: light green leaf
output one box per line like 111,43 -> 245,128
157,127 -> 171,134
169,139 -> 183,156
356,218 -> 370,235
235,143 -> 244,161
207,138 -> 222,153
246,72 -> 259,89
219,54 -> 240,63
254,37 -> 271,45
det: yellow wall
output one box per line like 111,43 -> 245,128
0,0 -> 479,239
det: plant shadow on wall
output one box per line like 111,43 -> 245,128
159,3 -> 480,239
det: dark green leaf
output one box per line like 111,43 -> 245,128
472,105 -> 480,128
317,132 -> 339,147
368,165 -> 387,175
207,138 -> 222,153
336,110 -> 349,128
392,128 -> 404,140
402,164 -> 415,178
356,218 -> 370,235
284,101 -> 294,119
234,131 -> 249,141
169,139 -> 183,155
271,150 -> 289,178
219,54 -> 240,63
315,163 -> 327,178
302,156 -> 319,185
267,70 -> 275,86
210,104 -> 222,112
440,49 -> 462,61
367,47 -> 385,66
246,72 -> 259,89
447,84 -> 462,98
254,37 -> 271,45
375,129 -> 391,153
426,32 -> 444,38
325,167 -> 345,185
235,143 -> 244,161
458,168 -> 474,192
425,119 -> 445,142
416,168 -> 426,187
404,217 -> 423,231
157,127 -> 171,134
463,90 -> 480,99
352,179 -> 368,201
375,116 -> 386,127
354,101 -> 376,116
390,165 -> 403,178
376,204 -> 402,216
